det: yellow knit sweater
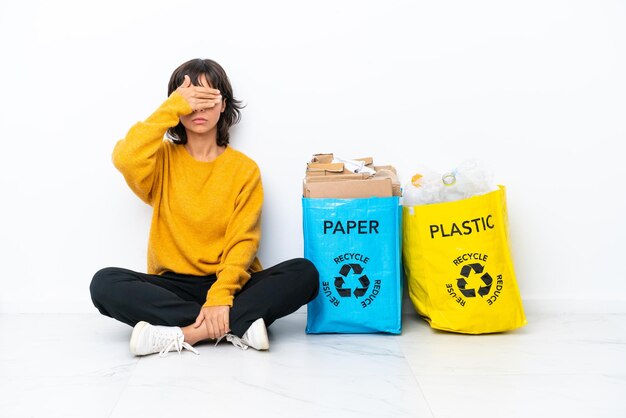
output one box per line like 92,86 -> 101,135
112,92 -> 263,307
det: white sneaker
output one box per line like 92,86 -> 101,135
219,318 -> 269,351
130,321 -> 199,357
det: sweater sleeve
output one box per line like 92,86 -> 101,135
204,165 -> 263,307
112,92 -> 192,205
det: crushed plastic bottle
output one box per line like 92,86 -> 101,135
402,159 -> 498,206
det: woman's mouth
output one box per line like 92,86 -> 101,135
192,118 -> 207,124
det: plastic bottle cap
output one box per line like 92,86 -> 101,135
442,172 -> 456,186
411,173 -> 423,187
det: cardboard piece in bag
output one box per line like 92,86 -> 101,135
310,154 -> 374,167
306,162 -> 345,176
310,153 -> 334,164
303,177 -> 393,198
305,172 -> 371,182
303,153 -> 400,198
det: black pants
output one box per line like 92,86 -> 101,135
90,258 -> 319,337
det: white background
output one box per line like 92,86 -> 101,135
0,0 -> 624,313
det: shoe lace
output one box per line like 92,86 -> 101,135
215,333 -> 249,350
153,330 -> 199,357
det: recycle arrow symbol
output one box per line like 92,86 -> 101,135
460,263 -> 484,277
456,277 -> 476,298
353,275 -> 370,298
340,263 -> 363,275
334,277 -> 352,297
334,263 -> 370,298
477,273 -> 493,297
457,263 -> 493,298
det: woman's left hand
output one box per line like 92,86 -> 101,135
194,305 -> 230,339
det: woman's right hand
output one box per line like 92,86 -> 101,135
175,75 -> 222,112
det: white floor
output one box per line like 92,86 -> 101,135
1,303 -> 625,418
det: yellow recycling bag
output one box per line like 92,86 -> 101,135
403,186 -> 527,334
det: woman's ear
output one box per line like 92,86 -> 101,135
221,99 -> 226,113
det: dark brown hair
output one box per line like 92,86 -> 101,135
166,58 -> 244,147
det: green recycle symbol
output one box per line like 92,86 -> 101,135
456,263 -> 493,298
334,263 -> 370,298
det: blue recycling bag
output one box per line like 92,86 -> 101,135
302,196 -> 402,334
